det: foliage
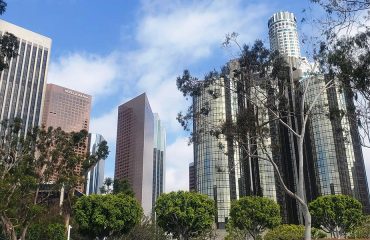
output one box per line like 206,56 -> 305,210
264,224 -> 326,240
0,0 -> 19,72
0,119 -> 109,240
155,191 -> 215,240
28,223 -> 66,240
350,215 -> 370,239
309,194 -> 363,238
113,178 -> 135,196
228,196 -> 281,240
73,193 -> 142,239
113,216 -> 169,240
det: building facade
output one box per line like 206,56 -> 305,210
114,93 -> 154,215
41,83 -> 92,192
85,133 -> 105,195
189,162 -> 196,192
193,72 -> 241,229
0,20 -> 51,133
152,113 -> 166,209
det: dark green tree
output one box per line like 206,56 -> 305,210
155,191 -> 215,240
309,194 -> 363,238
0,119 -> 109,240
113,178 -> 135,196
100,177 -> 113,194
0,0 -> 19,72
227,196 -> 281,240
73,194 -> 142,239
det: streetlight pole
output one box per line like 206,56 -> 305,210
67,225 -> 72,240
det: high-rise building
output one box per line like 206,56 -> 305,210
193,71 -> 241,229
0,20 -> 51,133
41,83 -> 92,192
115,93 -> 154,215
152,113 -> 166,209
268,11 -> 301,58
268,11 -> 370,214
86,133 -> 105,195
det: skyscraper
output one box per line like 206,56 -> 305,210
86,133 -> 106,195
193,70 -> 241,229
41,83 -> 92,192
152,113 -> 166,209
0,20 -> 51,133
268,11 -> 370,214
268,11 -> 301,57
115,93 -> 154,215
189,162 -> 196,192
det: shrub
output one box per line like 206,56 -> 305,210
264,224 -> 326,240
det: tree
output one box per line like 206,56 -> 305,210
350,215 -> 370,239
0,119 -> 109,240
113,216 -> 169,240
0,0 -> 19,72
309,194 -> 363,238
155,191 -> 215,240
264,224 -> 326,240
73,194 -> 142,239
227,196 -> 281,240
113,178 -> 135,196
100,177 -> 113,194
177,40 -> 332,239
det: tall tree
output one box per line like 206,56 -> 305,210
228,196 -> 281,240
0,119 -> 109,240
155,191 -> 215,240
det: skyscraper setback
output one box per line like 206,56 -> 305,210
0,20 -> 51,133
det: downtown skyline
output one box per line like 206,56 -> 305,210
2,0 -> 370,193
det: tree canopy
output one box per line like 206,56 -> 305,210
228,196 -> 281,240
309,194 -> 363,238
155,191 -> 215,240
73,194 -> 142,239
113,178 -> 135,196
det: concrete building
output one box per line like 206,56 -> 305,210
0,20 -> 51,133
85,133 -> 105,195
152,113 -> 166,209
114,93 -> 154,215
41,83 -> 92,192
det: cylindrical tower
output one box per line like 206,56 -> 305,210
268,11 -> 301,57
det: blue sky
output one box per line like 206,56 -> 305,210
3,0 -> 370,191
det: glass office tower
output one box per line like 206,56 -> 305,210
193,69 -> 241,229
152,113 -> 166,209
0,20 -> 51,133
86,133 -> 106,195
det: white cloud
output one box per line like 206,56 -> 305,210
48,52 -> 120,99
165,137 -> 193,192
90,108 -> 118,143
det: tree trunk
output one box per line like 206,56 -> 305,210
303,207 -> 312,240
20,225 -> 29,240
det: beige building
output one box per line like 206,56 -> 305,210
0,20 -> 51,133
